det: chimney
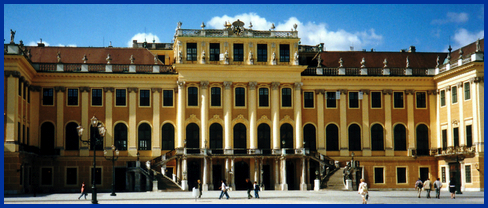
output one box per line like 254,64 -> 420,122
408,46 -> 416,53
132,40 -> 138,48
38,43 -> 45,47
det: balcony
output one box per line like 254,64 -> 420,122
430,146 -> 476,158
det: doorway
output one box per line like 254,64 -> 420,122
212,164 -> 222,190
286,161 -> 296,190
449,162 -> 462,193
187,160 -> 201,191
234,161 -> 250,190
262,165 -> 271,190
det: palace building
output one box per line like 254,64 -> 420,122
4,20 -> 483,194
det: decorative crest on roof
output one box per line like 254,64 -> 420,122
360,57 -> 366,68
82,54 -> 87,63
106,54 -> 112,64
57,52 -> 61,63
383,58 -> 388,68
406,56 -> 410,68
339,58 -> 344,68
231,19 -> 245,36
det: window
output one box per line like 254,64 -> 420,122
186,43 -> 197,61
67,89 -> 78,106
257,44 -> 267,62
211,87 -> 221,106
41,167 -> 53,185
22,124 -> 25,144
280,124 -> 293,148
371,92 -> 381,108
210,123 -> 223,149
138,123 -> 151,150
115,89 -> 126,106
209,43 -> 220,61
188,87 -> 198,106
66,168 -> 77,185
163,90 -> 173,107
416,124 -> 429,156
371,124 -> 384,151
139,90 -> 150,106
394,125 -> 407,151
259,88 -> 269,107
416,92 -> 426,108
304,92 -> 314,108
91,89 -> 102,106
42,88 -> 54,105
326,124 -> 339,151
114,123 -> 127,150
348,124 -> 361,151
65,122 -> 79,150
23,85 -> 27,99
466,125 -> 472,147
440,90 -> 446,106
303,124 -> 316,150
282,88 -> 292,107
453,127 -> 459,147
326,92 -> 336,108
233,123 -> 247,150
28,89 -> 30,103
465,165 -> 472,183
186,123 -> 199,149
442,129 -> 447,150
441,167 -> 446,183
158,55 -> 165,64
233,44 -> 244,61
91,167 -> 102,185
17,122 -> 21,145
18,80 -> 22,96
235,87 -> 245,107
452,86 -> 457,104
393,92 -> 404,108
349,92 -> 359,108
464,82 -> 470,100
162,123 -> 175,150
374,167 -> 384,184
279,44 -> 290,62
397,167 -> 407,183
257,124 -> 271,151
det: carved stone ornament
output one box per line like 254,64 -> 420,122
248,81 -> 257,90
271,82 -> 280,90
151,88 -> 162,93
223,81 -> 233,89
436,55 -> 440,68
177,81 -> 186,87
383,58 -> 388,68
200,81 -> 209,89
127,87 -> 139,93
360,57 -> 366,68
294,82 -> 303,90
79,87 -> 91,92
130,55 -> 135,64
57,52 -> 62,63
83,54 -> 88,63
106,54 -> 112,64
339,58 -> 344,68
231,19 -> 245,36
103,87 -> 115,93
406,56 -> 410,68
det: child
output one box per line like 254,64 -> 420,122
254,181 -> 260,199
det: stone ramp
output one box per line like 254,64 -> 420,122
325,167 -> 346,190
155,173 -> 182,192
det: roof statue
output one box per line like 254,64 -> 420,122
476,38 -> 481,52
459,48 -> 463,59
201,22 -> 206,29
271,23 -> 275,30
177,21 -> 182,29
231,19 -> 245,36
249,22 -> 253,29
383,58 -> 388,68
106,53 -> 112,64
436,55 -> 440,68
57,52 -> 61,63
361,57 -> 366,68
339,57 -> 344,68
10,29 -> 16,43
130,55 -> 135,64
293,23 -> 298,31
406,56 -> 410,68
83,54 -> 88,63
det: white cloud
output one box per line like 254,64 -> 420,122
432,12 -> 469,24
452,28 -> 484,49
207,13 -> 383,51
127,33 -> 161,47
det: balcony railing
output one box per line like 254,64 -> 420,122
430,146 -> 476,157
176,29 -> 298,38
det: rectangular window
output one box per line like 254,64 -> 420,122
211,87 -> 221,107
91,167 -> 102,185
28,89 -> 30,103
442,129 -> 447,150
441,167 -> 446,183
440,90 -> 446,106
186,43 -> 197,61
19,80 -> 22,96
66,168 -> 77,185
139,90 -> 150,106
326,92 -> 336,108
453,127 -> 459,147
282,88 -> 292,107
91,89 -> 102,106
233,44 -> 244,61
188,87 -> 198,106
464,82 -> 470,100
209,43 -> 220,61
235,87 -> 245,107
349,92 -> 359,108
374,167 -> 384,184
163,90 -> 173,107
67,89 -> 78,106
397,167 -> 407,184
371,92 -> 381,108
259,88 -> 269,107
452,86 -> 458,104
158,55 -> 165,64
257,44 -> 267,62
115,89 -> 126,106
465,165 -> 472,183
394,92 -> 404,108
41,167 -> 53,185
23,85 -> 27,99
466,125 -> 472,147
279,44 -> 290,62
416,92 -> 426,108
42,88 -> 54,105
304,92 -> 314,108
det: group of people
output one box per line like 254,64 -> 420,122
218,178 -> 260,199
415,177 -> 457,199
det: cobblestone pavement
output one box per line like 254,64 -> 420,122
4,190 -> 484,204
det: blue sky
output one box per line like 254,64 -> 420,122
3,4 -> 484,52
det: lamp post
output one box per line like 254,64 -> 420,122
77,116 -> 106,204
104,145 -> 119,196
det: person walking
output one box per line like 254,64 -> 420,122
449,177 -> 456,199
218,180 -> 230,199
197,179 -> 202,198
246,178 -> 253,199
423,178 -> 432,198
434,178 -> 443,199
358,178 -> 368,204
253,181 -> 260,199
415,178 -> 423,198
78,182 -> 87,200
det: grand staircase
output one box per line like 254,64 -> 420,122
323,167 -> 346,190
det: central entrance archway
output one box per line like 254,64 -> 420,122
234,161 -> 250,190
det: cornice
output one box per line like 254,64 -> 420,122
433,62 -> 484,81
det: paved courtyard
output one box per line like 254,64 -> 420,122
4,190 -> 484,204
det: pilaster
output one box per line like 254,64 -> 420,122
294,82 -> 303,149
405,90 -> 415,156
361,90 -> 371,156
152,88 -> 161,156
200,81 -> 209,149
316,90 -> 325,150
249,81 -> 257,149
176,81 -> 186,148
339,89 -> 348,156
223,81 -> 233,150
128,87 -> 138,156
271,82 -> 280,150
55,86 -> 65,154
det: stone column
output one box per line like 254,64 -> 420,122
128,87 -> 138,156
200,81 -> 209,149
230,157 -> 235,190
223,81 -> 233,152
307,158 -> 311,189
203,157 -> 209,191
404,90 -> 414,156
339,90 -> 348,156
274,158 -> 280,190
29,86 -> 40,150
271,82 -> 280,150
80,87 -> 90,156
176,81 -> 186,148
300,157 -> 307,190
4,71 -> 20,152
361,90 -> 371,156
294,82 -> 303,149
316,90 -> 325,150
176,157 -> 181,183
151,88 -> 161,156
460,161 -> 466,192
182,156 -> 188,190
384,90 -> 395,155
254,158 -> 259,182
446,87 -> 452,147
104,87 -> 114,150
54,86 -> 65,154
471,78 -> 481,151
209,158 -> 214,190
428,90 -> 438,148
457,83 -> 465,146
249,81 -> 258,149
281,156 -> 288,190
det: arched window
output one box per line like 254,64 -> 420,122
65,122 -> 79,150
233,123 -> 247,150
371,124 -> 384,151
326,124 -> 339,151
416,124 -> 429,156
114,123 -> 128,150
138,123 -> 151,150
394,124 -> 407,151
280,123 -> 293,148
209,123 -> 223,149
303,124 -> 316,151
258,123 -> 271,151
40,122 -> 55,155
348,124 -> 361,151
186,123 -> 199,149
162,123 -> 175,150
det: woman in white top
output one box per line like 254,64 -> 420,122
358,178 -> 368,204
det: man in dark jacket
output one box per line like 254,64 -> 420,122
246,178 -> 253,199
